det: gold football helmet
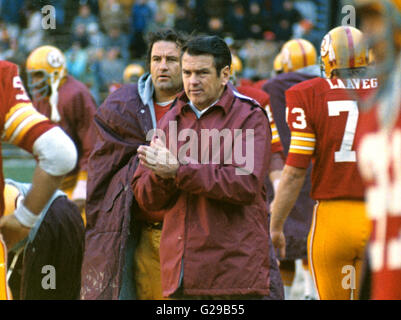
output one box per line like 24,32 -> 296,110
280,39 -> 317,72
3,184 -> 21,216
271,52 -> 283,77
123,64 -> 145,84
320,26 -> 368,78
229,54 -> 243,84
26,45 -> 67,101
230,54 -> 243,76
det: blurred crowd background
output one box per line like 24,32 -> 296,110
0,0 -> 341,105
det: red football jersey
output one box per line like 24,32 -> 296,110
286,77 -> 377,200
356,104 -> 401,300
0,60 -> 54,215
237,85 -> 283,154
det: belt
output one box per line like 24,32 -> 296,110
143,221 -> 163,230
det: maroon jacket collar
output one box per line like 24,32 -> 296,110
175,85 -> 236,116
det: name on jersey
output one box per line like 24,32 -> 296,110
326,78 -> 378,90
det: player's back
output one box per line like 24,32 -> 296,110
286,76 -> 378,200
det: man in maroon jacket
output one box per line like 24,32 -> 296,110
132,35 -> 273,299
81,29 -> 187,300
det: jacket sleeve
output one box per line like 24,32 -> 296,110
175,108 -> 271,205
85,90 -> 146,225
72,88 -> 98,174
131,161 -> 179,212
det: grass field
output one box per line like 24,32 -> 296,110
2,144 -> 35,183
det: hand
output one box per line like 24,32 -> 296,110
270,229 -> 286,260
0,214 -> 30,251
137,139 -> 179,179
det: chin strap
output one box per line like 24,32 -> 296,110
49,69 -> 64,123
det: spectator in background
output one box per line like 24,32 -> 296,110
104,25 -> 130,63
71,3 -> 98,35
159,0 -> 178,28
0,0 -> 24,38
130,0 -> 154,58
65,38 -> 89,83
71,23 -> 89,50
0,19 -> 11,59
207,16 -> 225,38
98,47 -> 125,92
274,0 -> 302,42
227,3 -> 249,40
87,22 -> 106,49
19,3 -> 44,54
99,0 -> 128,34
247,1 -> 268,40
174,5 -> 195,34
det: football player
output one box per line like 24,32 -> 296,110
263,38 -> 320,299
354,0 -> 401,300
271,52 -> 284,78
270,26 -> 376,300
0,60 -> 77,299
3,180 -> 84,299
26,45 -> 98,216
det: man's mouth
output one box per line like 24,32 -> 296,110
158,75 -> 170,80
190,89 -> 202,94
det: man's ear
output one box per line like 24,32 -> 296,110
220,65 -> 231,86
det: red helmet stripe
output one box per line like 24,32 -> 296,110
296,39 -> 307,67
345,27 -> 355,68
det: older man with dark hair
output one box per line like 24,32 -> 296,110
81,28 -> 187,300
132,35 -> 273,299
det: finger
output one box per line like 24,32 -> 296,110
137,145 -> 152,156
141,160 -> 156,170
280,246 -> 286,260
141,148 -> 159,164
154,138 -> 166,148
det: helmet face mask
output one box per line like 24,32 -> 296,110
27,70 -> 51,101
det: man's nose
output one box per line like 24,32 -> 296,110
188,74 -> 200,86
159,58 -> 168,70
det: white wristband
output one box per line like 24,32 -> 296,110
14,203 -> 40,228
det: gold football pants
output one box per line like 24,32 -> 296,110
307,200 -> 371,300
134,225 -> 168,300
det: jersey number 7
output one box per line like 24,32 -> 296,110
328,100 -> 359,163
